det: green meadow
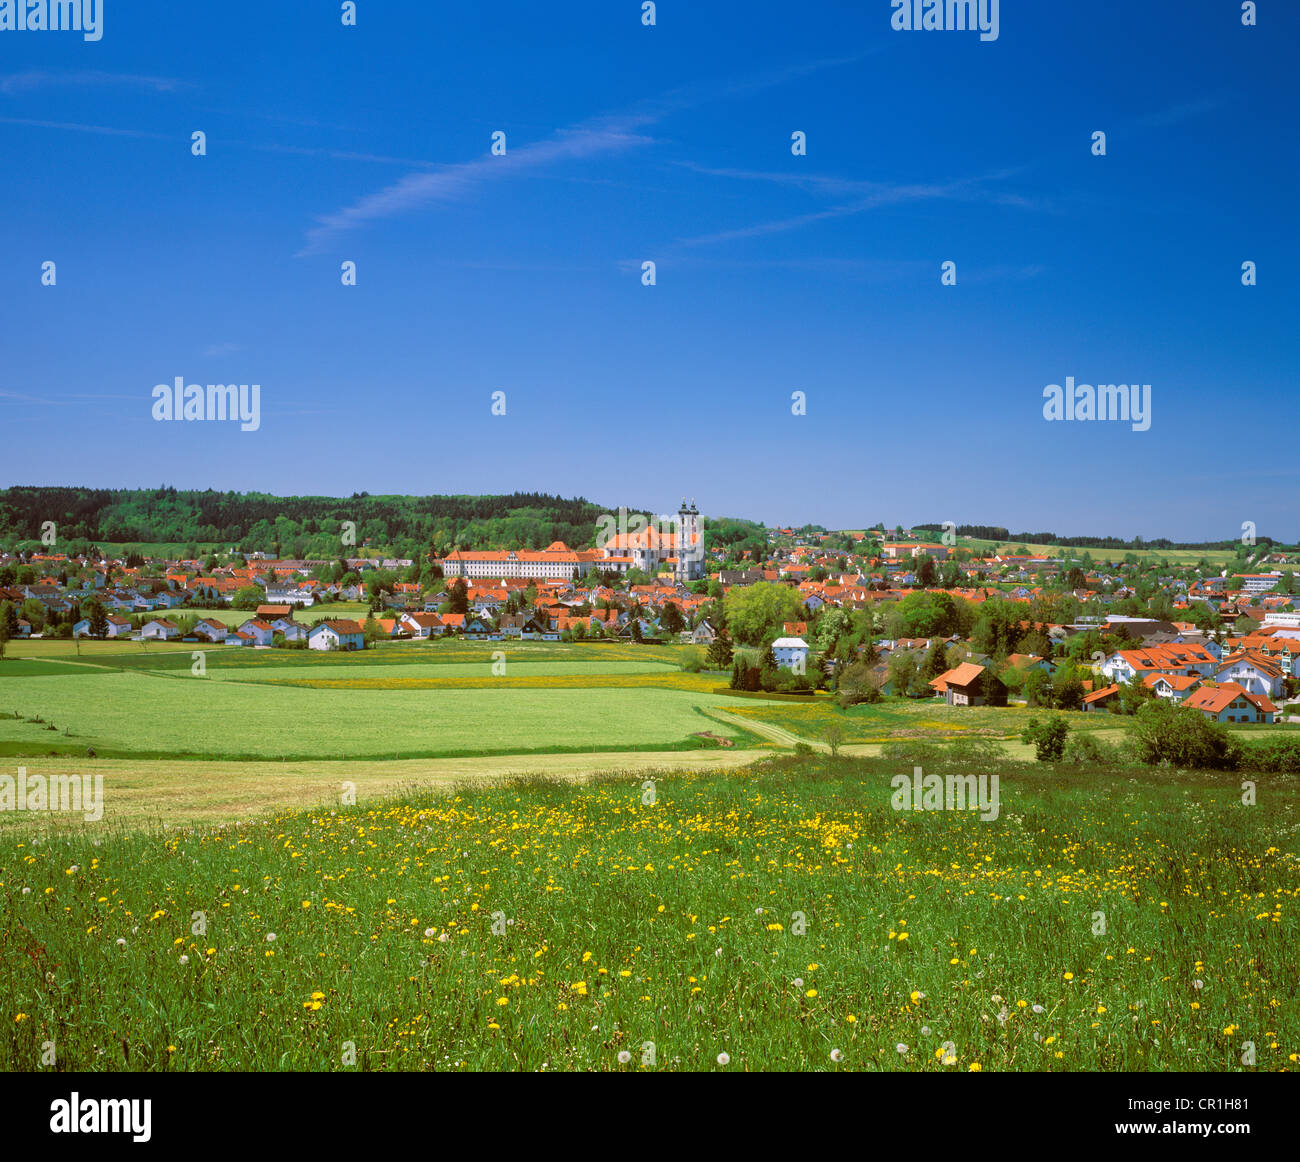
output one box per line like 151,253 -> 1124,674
0,669 -> 752,761
2,754 -> 1296,1072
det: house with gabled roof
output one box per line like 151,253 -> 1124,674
1082,684 -> 1122,712
437,613 -> 467,634
930,662 -> 1004,707
141,617 -> 180,641
692,619 -> 718,646
1213,651 -> 1286,699
307,619 -> 366,651
272,617 -> 309,643
1183,683 -> 1277,724
1142,672 -> 1201,701
236,618 -> 276,647
194,617 -> 229,643
1100,643 -> 1218,684
771,637 -> 809,671
400,612 -> 445,639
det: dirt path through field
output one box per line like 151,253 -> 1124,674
702,708 -> 829,751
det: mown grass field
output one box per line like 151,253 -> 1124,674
0,671 -> 754,761
2,754 -> 1296,1072
0,639 -> 765,762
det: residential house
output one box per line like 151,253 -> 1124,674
1184,683 -> 1277,724
194,617 -> 229,643
236,619 -> 276,647
1100,643 -> 1219,684
400,612 -> 445,639
1213,652 -> 1286,700
1142,673 -> 1202,701
1082,684 -> 1122,712
271,617 -> 309,643
771,637 -> 809,671
691,619 -> 718,646
307,619 -> 366,651
930,662 -> 1004,707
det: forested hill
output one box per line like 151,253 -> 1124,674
0,487 -> 659,557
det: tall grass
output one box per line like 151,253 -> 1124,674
3,755 -> 1295,1072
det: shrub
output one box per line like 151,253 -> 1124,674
837,660 -> 882,707
941,736 -> 1008,768
1237,734 -> 1300,774
1061,731 -> 1124,767
678,646 -> 707,674
1022,715 -> 1070,762
1130,701 -> 1240,770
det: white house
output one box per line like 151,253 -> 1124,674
73,614 -> 130,638
691,619 -> 717,646
236,618 -> 276,647
141,618 -> 180,641
1100,644 -> 1218,684
1143,673 -> 1201,702
307,619 -> 366,651
194,617 -> 229,643
1238,573 -> 1282,594
264,584 -> 316,607
771,636 -> 810,671
1213,653 -> 1285,699
400,612 -> 444,639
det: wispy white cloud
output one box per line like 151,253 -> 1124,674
296,53 -> 876,255
664,94 -> 1224,251
0,390 -> 139,406
250,142 -> 447,168
1131,96 -> 1223,130
670,165 -> 1041,249
0,70 -> 188,95
201,342 -> 244,358
0,115 -> 168,139
297,120 -> 657,255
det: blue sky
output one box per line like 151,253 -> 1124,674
1,0 -> 1296,541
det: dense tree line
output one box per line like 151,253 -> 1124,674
0,487 -> 651,558
913,522 -> 1288,552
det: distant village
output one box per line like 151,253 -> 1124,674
2,517 -> 1298,727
